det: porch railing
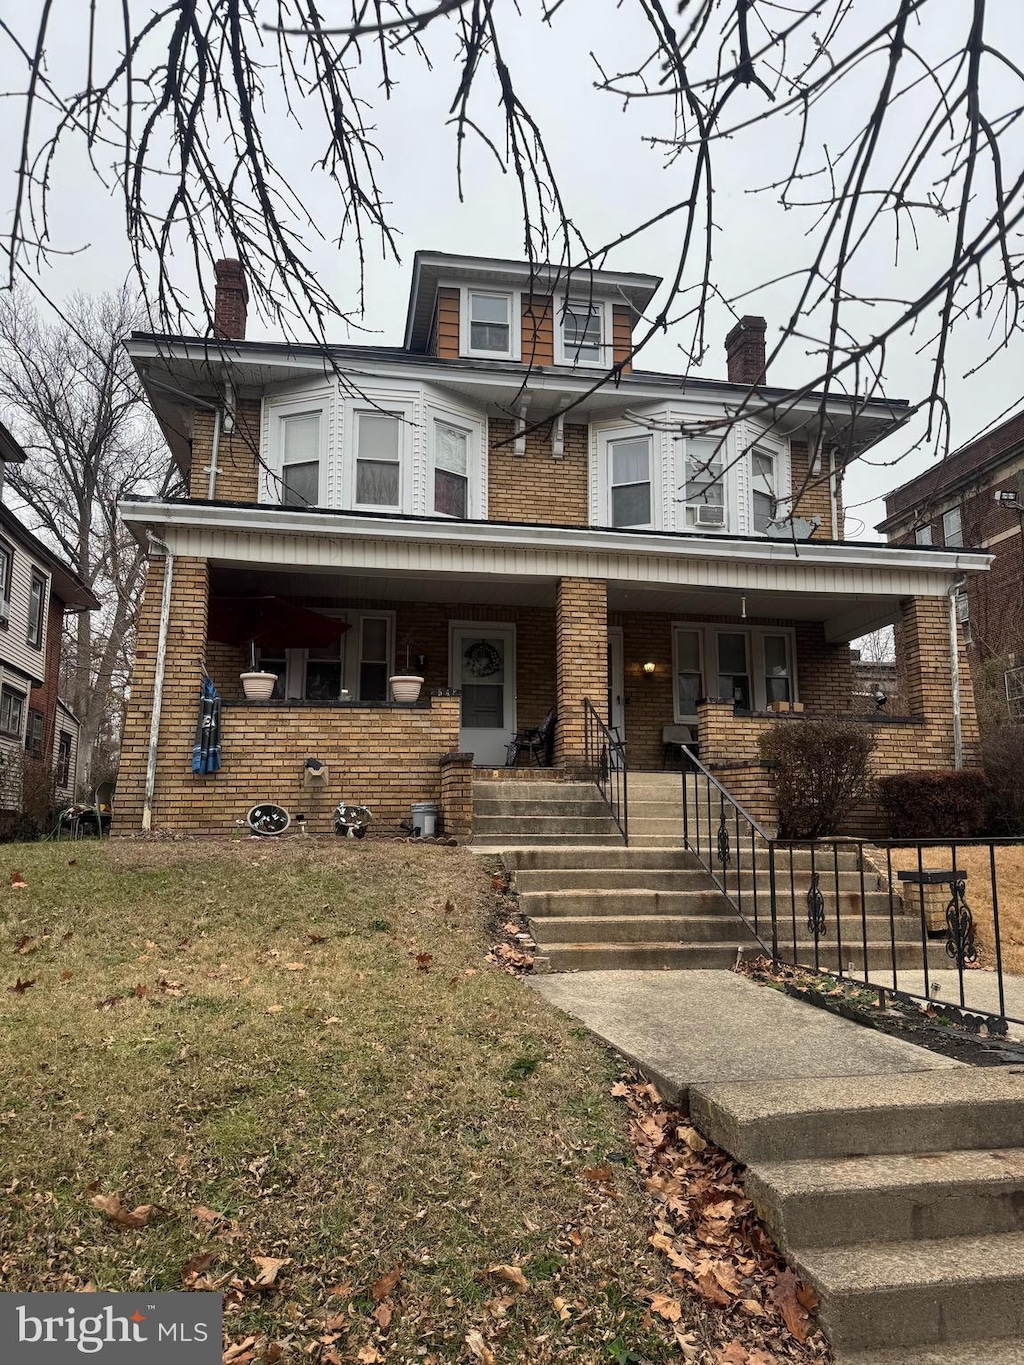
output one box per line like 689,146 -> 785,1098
582,697 -> 628,844
682,746 -> 1023,1035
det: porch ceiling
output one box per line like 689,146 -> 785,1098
207,565 -> 899,640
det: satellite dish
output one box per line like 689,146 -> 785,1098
764,516 -> 820,541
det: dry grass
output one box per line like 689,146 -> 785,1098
0,839 -> 689,1363
879,844 -> 1024,975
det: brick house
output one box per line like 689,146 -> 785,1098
115,253 -> 988,837
0,422 -> 98,818
878,410 -> 1024,662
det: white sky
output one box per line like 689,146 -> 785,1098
2,0 -> 1022,539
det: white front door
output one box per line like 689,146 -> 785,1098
450,625 -> 516,765
607,627 -> 625,740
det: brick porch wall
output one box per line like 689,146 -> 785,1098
555,577 -> 607,767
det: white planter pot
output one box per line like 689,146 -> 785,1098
389,674 -> 424,704
241,671 -> 278,701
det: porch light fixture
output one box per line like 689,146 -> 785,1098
642,661 -> 656,675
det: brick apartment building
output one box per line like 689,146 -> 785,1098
114,252 -> 988,837
878,410 -> 1024,663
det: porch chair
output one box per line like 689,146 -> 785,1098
505,708 -> 557,768
661,724 -> 697,769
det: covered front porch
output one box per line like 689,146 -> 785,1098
114,499 -> 986,836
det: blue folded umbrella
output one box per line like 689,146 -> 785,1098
192,676 -> 222,775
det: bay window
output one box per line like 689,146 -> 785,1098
279,411 -> 322,507
610,435 -> 653,527
684,439 -> 726,529
433,421 -> 469,517
355,412 -> 402,508
751,449 -> 777,531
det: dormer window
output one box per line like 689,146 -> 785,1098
464,290 -> 517,358
558,297 -> 609,367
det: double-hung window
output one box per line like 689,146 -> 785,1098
27,570 -> 46,649
609,435 -> 653,527
762,634 -> 792,705
560,299 -> 604,365
355,412 -> 402,508
942,506 -> 963,547
673,628 -> 703,720
915,524 -> 933,546
0,685 -> 25,738
0,542 -> 11,624
25,709 -> 44,758
717,632 -> 751,710
280,411 -> 322,507
466,291 -> 513,357
433,421 -> 469,517
751,449 -> 777,532
356,616 -> 391,701
684,439 -> 727,529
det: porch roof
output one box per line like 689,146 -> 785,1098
122,498 -> 990,644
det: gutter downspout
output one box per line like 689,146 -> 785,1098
828,446 -> 840,540
206,406 -> 223,500
142,532 -> 174,832
947,573 -> 967,770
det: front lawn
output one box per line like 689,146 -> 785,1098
0,840 -> 681,1363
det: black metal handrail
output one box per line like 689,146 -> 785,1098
681,745 -> 777,956
681,741 -> 1022,1035
582,697 -> 628,844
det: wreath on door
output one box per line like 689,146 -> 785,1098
464,640 -> 502,677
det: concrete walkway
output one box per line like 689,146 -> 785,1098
529,969 -> 962,1100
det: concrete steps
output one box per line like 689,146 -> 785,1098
471,780 -> 622,847
532,913 -> 759,945
538,941 -> 756,972
688,1070 -> 1024,1362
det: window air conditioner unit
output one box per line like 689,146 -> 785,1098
695,504 -> 726,527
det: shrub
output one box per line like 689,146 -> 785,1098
982,723 -> 1024,835
758,719 -> 874,838
878,769 -> 990,838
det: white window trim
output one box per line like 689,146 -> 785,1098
739,426 -> 790,537
259,610 -> 396,702
593,423 -> 668,531
460,287 -> 521,361
555,292 -> 612,369
346,405 -> 413,514
264,389 -> 332,508
942,505 -> 964,547
429,414 -> 474,520
671,622 -> 798,720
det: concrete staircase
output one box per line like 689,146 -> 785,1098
471,777 -> 622,848
691,1069 -> 1024,1363
627,770 -> 689,847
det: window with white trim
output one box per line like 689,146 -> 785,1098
258,611 -> 394,702
280,411 -> 322,507
751,448 -> 778,532
671,624 -> 798,719
466,291 -> 514,357
559,298 -> 607,366
433,420 -> 469,517
0,541 -> 11,624
942,506 -> 963,547
609,435 -> 653,528
673,627 -> 703,720
684,439 -> 727,530
354,412 -> 402,509
0,685 -> 25,738
27,570 -> 46,649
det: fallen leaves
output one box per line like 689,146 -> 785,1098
612,1073 -> 826,1363
414,952 -> 433,971
465,1329 -> 496,1364
7,976 -> 35,993
10,869 -> 27,888
251,1256 -> 289,1288
484,1263 -> 529,1292
89,1193 -> 160,1229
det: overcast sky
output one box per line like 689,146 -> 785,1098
2,0 -> 1022,538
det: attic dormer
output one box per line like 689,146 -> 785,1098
403,251 -> 660,374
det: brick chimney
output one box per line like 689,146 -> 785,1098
725,315 -> 767,386
213,258 -> 248,340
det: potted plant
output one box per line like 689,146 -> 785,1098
389,638 -> 424,704
240,640 -> 279,701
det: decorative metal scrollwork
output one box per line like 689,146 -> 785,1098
945,876 -> 978,968
716,801 -> 731,868
807,871 -> 827,938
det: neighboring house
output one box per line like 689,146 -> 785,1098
0,423 -> 99,820
115,252 -> 988,837
878,410 -> 1024,662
